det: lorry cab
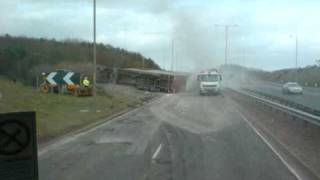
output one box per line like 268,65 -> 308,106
197,70 -> 222,95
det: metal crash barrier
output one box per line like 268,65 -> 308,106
228,88 -> 320,127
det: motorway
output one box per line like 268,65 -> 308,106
39,92 -> 299,180
244,81 -> 320,111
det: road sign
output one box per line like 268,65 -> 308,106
46,72 -> 57,85
46,70 -> 81,85
0,112 -> 38,180
63,72 -> 75,85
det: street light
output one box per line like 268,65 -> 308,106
289,35 -> 298,68
241,36 -> 246,67
93,0 -> 97,97
215,24 -> 238,65
289,35 -> 298,82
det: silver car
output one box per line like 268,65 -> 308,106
282,82 -> 303,94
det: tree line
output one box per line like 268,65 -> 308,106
0,34 -> 160,85
222,64 -> 320,87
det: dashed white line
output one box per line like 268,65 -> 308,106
236,110 -> 303,180
152,143 -> 163,161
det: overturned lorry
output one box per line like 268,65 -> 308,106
115,68 -> 189,93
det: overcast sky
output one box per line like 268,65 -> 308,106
1,0 -> 320,71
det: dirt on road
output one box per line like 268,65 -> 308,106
229,90 -> 320,179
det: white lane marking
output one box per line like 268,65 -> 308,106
152,144 -> 163,161
236,110 -> 303,180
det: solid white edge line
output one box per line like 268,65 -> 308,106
152,143 -> 163,161
236,110 -> 303,180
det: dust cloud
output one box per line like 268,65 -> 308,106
172,11 -> 221,73
172,11 -> 222,91
170,10 -> 258,91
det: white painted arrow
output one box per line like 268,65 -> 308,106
63,72 -> 74,85
46,72 -> 57,85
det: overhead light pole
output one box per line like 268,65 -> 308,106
93,0 -> 97,97
289,35 -> 298,82
215,24 -> 238,65
296,36 -> 298,68
167,38 -> 175,93
289,35 -> 298,69
241,36 -> 246,67
171,38 -> 175,72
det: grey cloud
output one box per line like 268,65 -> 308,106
22,0 -> 170,14
1,0 -> 320,71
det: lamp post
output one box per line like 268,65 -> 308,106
289,35 -> 298,68
289,35 -> 298,82
241,36 -> 246,67
215,24 -> 238,65
93,0 -> 97,97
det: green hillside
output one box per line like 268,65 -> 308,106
0,34 -> 160,86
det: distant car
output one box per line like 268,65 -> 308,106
282,82 -> 303,94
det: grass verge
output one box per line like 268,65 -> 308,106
0,77 -> 143,143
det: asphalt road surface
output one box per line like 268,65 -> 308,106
39,92 -> 299,180
244,81 -> 320,111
